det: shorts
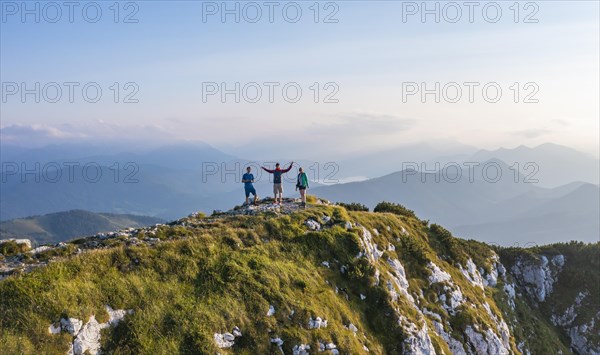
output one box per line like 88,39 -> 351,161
245,186 -> 257,197
273,183 -> 283,194
298,186 -> 307,191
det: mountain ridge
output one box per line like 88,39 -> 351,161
0,198 -> 598,354
0,210 -> 165,245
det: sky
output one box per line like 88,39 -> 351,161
1,0 -> 599,157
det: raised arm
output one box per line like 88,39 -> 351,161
261,166 -> 275,174
281,162 -> 294,173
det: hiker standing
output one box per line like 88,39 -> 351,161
242,166 -> 258,205
296,167 -> 309,208
261,162 -> 293,205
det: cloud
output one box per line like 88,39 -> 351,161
309,112 -> 416,136
0,122 -> 176,147
550,119 -> 570,127
511,128 -> 552,139
0,124 -> 88,144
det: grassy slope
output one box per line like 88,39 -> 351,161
0,204 -> 587,354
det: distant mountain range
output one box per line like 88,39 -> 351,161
313,160 -> 599,246
338,142 -> 599,188
0,142 -> 322,220
1,141 -> 598,245
0,210 -> 164,245
467,143 -> 599,188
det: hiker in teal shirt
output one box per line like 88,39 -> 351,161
296,167 -> 309,208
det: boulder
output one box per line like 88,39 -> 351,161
214,333 -> 234,348
305,219 -> 321,231
292,344 -> 310,355
271,337 -> 284,346
308,316 -> 328,329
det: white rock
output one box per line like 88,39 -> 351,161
401,322 -> 436,355
321,261 -> 330,268
459,259 -> 485,290
29,246 -> 52,254
482,302 -> 511,349
422,309 -> 442,322
387,258 -> 414,304
215,333 -> 234,348
271,337 -> 284,346
511,254 -> 564,302
517,341 -> 531,355
428,262 -> 451,284
106,305 -> 129,326
373,269 -> 380,286
322,216 -> 331,224
439,285 -> 464,315
348,323 -> 358,332
569,312 -> 600,355
433,321 -> 466,355
223,332 -> 235,342
484,266 -> 499,288
305,219 -> 321,231
319,342 -> 326,352
293,344 -> 311,355
51,306 -> 130,354
61,318 -> 83,336
497,262 -> 506,277
232,326 -> 242,337
553,292 -> 588,327
345,221 -> 353,230
326,342 -> 337,350
358,227 -> 383,262
267,305 -> 276,316
72,315 -> 108,355
48,323 -> 61,334
308,316 -> 328,329
552,254 -> 565,267
360,294 -> 367,300
504,283 -> 516,309
464,326 -> 509,355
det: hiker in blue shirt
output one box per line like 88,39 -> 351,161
242,166 -> 258,205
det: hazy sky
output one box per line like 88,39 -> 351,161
1,1 -> 598,156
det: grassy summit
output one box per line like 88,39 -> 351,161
0,198 -> 597,354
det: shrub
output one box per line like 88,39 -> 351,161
336,202 -> 369,212
373,202 -> 416,218
429,224 -> 466,264
0,241 -> 30,256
